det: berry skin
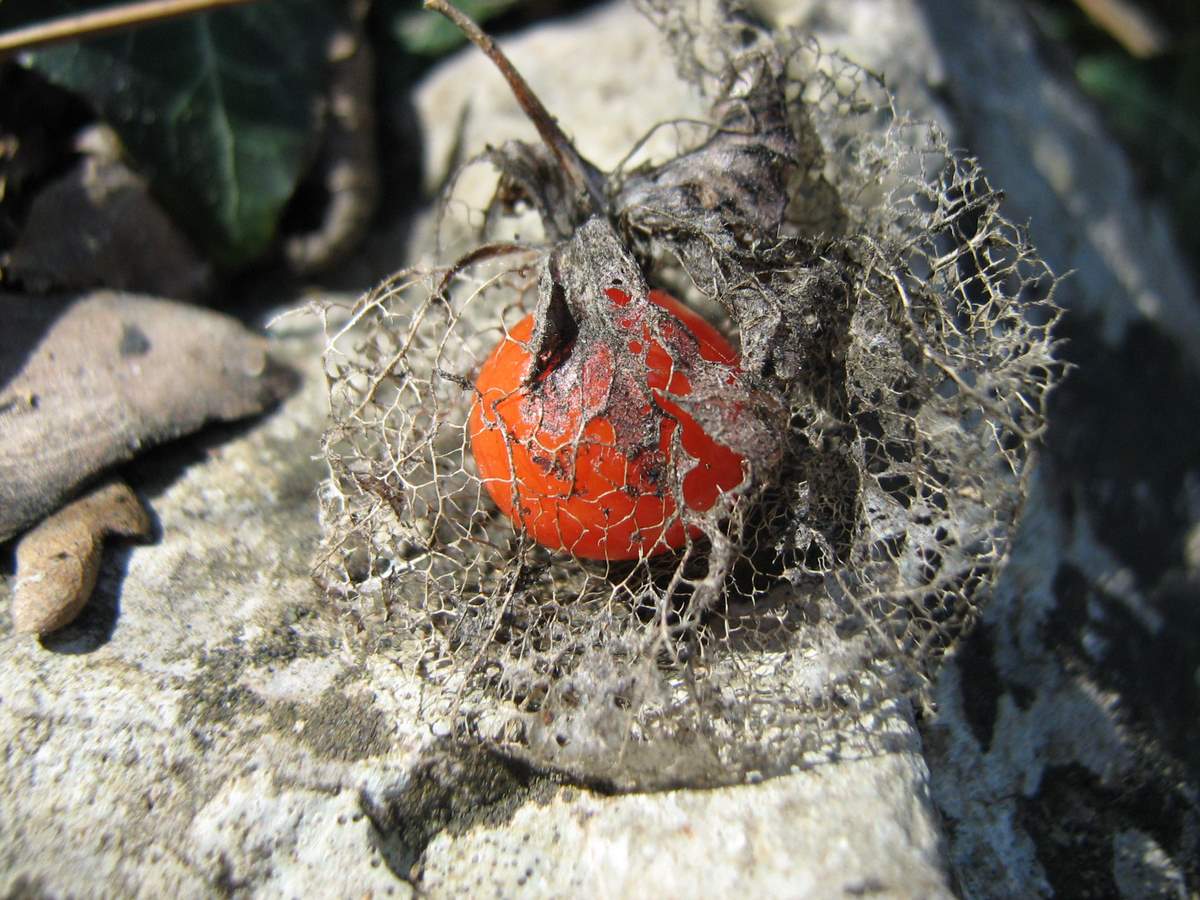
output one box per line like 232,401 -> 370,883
469,288 -> 745,560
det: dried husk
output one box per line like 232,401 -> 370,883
314,7 -> 1062,790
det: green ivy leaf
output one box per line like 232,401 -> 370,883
6,1 -> 339,269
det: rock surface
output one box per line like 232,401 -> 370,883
1,1 -> 1197,897
419,748 -> 951,898
760,0 -> 1200,895
0,313 -> 416,897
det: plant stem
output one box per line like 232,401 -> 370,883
0,0 -> 259,59
1073,0 -> 1167,58
423,0 -> 607,215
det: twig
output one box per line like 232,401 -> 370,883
423,0 -> 608,216
1073,0 -> 1168,58
0,0 -> 259,59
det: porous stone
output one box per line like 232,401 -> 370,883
418,750 -> 953,899
0,309 -> 423,897
2,0 -> 1196,896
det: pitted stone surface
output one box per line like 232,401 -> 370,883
2,1 -> 1196,896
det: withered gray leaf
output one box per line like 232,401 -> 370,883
0,291 -> 295,543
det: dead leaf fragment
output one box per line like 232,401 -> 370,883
0,290 -> 297,543
12,479 -> 151,636
3,126 -> 213,300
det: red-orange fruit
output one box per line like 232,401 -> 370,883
469,288 -> 745,560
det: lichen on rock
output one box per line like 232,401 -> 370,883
315,1 -> 1062,789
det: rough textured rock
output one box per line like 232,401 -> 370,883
757,0 -> 1200,895
419,748 -> 952,898
1,0 -> 1196,896
0,290 -> 295,543
0,312 -> 420,897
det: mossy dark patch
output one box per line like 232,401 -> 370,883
359,744 -> 558,884
182,646 -> 266,733
268,687 -> 391,762
179,602 -> 335,744
1048,317 -> 1200,583
255,605 -> 332,664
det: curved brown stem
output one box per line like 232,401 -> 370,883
423,0 -> 607,217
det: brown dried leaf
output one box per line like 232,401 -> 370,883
12,478 -> 150,636
0,290 -> 295,543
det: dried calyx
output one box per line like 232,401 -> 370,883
427,0 -> 807,392
429,0 -> 786,564
317,0 -> 1062,789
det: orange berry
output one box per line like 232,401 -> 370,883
469,288 -> 745,560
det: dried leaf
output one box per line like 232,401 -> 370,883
12,479 -> 150,636
0,290 -> 295,543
